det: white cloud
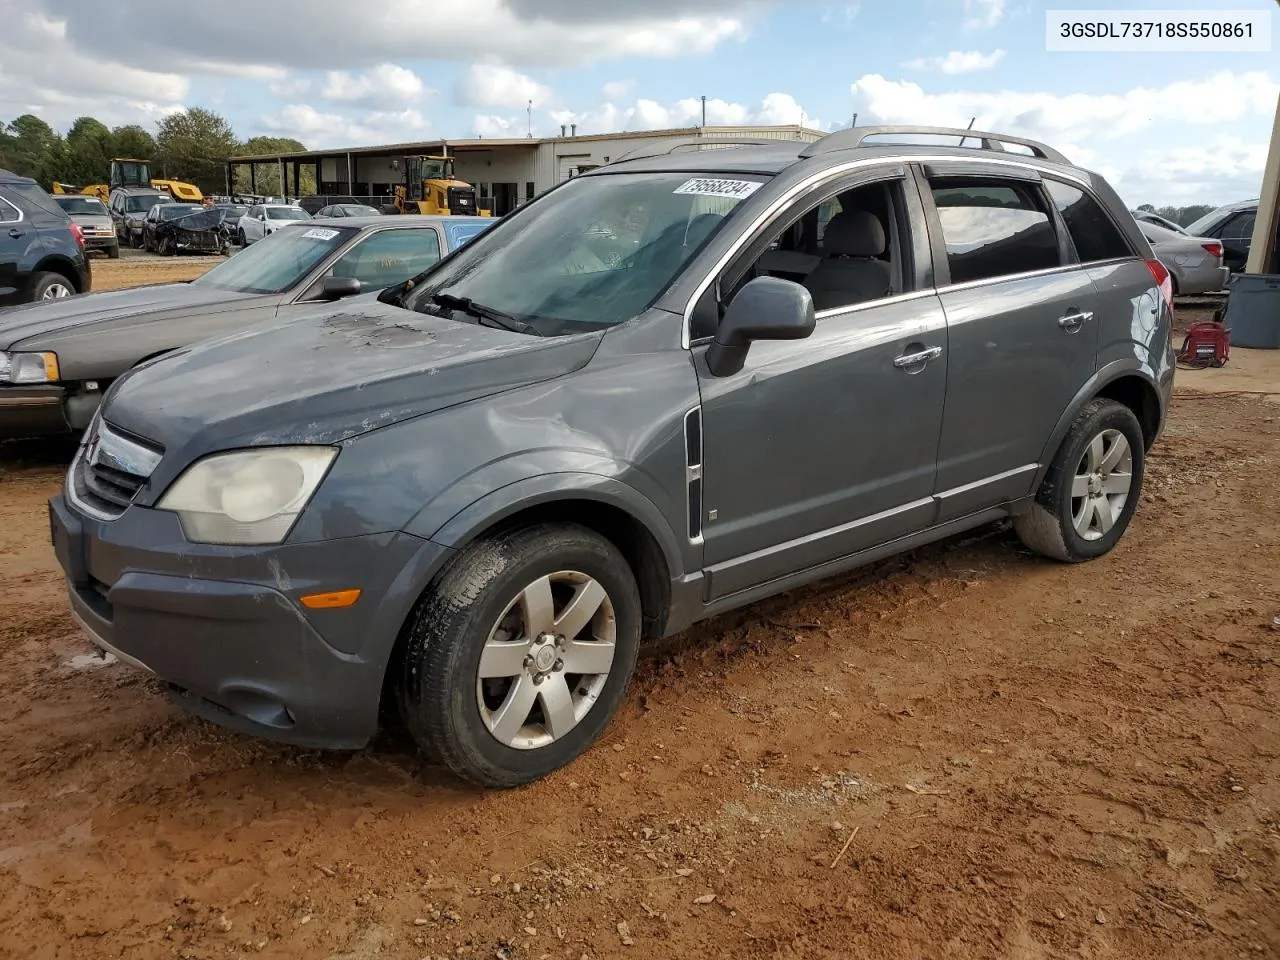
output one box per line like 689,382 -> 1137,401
1115,136 -> 1270,206
905,49 -> 1005,74
963,0 -> 1004,31
552,91 -> 818,135
269,77 -> 312,98
473,114 -> 520,137
259,104 -> 431,148
322,63 -> 429,104
820,4 -> 859,25
602,79 -> 635,100
456,64 -> 553,109
849,71 -> 1280,148
48,0 -> 754,70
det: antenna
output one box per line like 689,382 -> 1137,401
701,95 -> 707,128
850,112 -> 858,128
961,116 -> 975,146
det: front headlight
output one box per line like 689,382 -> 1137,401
156,447 -> 338,545
0,351 -> 60,384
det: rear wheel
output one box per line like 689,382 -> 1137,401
396,523 -> 642,788
28,272 -> 75,301
1014,398 -> 1145,562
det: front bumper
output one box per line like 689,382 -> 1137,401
0,385 -> 71,439
48,493 -> 454,749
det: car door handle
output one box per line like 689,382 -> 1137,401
893,345 -> 943,368
8,228 -> 22,239
1058,310 -> 1093,330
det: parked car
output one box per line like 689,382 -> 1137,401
140,203 -> 205,252
53,195 -> 120,259
1185,200 -> 1259,274
210,203 -> 248,246
237,203 -> 311,245
1130,210 -> 1187,235
109,187 -> 172,248
1,215 -> 490,438
44,126 -> 1176,788
314,203 -> 382,218
1137,221 -> 1228,295
1,168 -> 90,310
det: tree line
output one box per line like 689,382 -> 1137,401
1133,203 -> 1217,227
0,107 -> 314,197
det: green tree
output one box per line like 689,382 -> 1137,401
111,124 -> 157,161
62,116 -> 114,186
1135,203 -> 1155,212
1,114 -> 63,184
233,135 -> 313,195
155,107 -> 238,193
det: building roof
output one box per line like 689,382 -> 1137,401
227,125 -> 825,164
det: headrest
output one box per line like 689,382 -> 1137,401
823,210 -> 886,258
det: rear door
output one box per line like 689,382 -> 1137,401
1216,210 -> 1256,273
0,191 -> 27,300
919,164 -> 1101,521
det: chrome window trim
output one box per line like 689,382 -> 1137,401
680,153 -> 1089,349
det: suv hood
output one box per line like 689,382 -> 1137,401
0,283 -> 256,350
102,299 -> 601,455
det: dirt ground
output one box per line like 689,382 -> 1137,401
0,301 -> 1277,960
89,251 -> 223,291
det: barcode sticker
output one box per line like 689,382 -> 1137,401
673,178 -> 762,200
301,228 -> 340,241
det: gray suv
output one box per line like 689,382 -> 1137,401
48,126 -> 1175,787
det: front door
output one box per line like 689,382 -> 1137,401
694,168 -> 946,600
921,169 -> 1101,520
1216,210 -> 1255,273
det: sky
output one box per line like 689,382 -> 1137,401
0,0 -> 1276,207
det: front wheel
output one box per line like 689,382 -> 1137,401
397,524 -> 642,788
107,243 -> 120,260
1014,398 -> 1146,562
28,271 -> 75,301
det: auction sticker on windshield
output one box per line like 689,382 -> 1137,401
301,228 -> 340,241
673,178 -> 763,200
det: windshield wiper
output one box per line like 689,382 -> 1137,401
431,293 -> 542,336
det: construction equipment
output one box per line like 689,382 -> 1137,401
52,159 -> 203,204
392,155 -> 491,216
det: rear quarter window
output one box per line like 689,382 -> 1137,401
1044,179 -> 1132,263
7,184 -> 68,220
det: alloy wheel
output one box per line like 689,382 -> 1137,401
1070,428 -> 1133,541
476,570 -> 617,750
41,282 -> 72,299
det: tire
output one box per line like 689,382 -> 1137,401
107,243 -> 120,260
159,236 -> 175,256
1014,398 -> 1146,563
397,523 -> 642,788
238,229 -> 248,246
27,271 -> 75,301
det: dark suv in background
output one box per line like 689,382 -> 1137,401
49,126 -> 1173,788
1,168 -> 91,306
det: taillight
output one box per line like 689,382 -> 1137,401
1202,242 -> 1223,260
69,222 -> 85,248
1145,257 -> 1174,312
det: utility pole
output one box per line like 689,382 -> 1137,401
527,100 -> 533,138
701,95 -> 707,128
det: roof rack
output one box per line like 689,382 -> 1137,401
608,136 -> 803,165
799,125 -> 1069,164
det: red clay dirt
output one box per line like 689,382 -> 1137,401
0,306 -> 1276,960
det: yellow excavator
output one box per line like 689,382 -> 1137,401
392,155 -> 491,216
53,158 -> 203,204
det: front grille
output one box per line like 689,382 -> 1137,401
70,420 -> 163,520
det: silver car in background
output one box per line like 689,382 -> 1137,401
53,195 -> 119,259
1137,221 -> 1228,295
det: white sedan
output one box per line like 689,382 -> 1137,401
237,203 -> 311,245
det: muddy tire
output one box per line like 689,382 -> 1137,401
396,523 -> 641,788
1015,398 -> 1145,563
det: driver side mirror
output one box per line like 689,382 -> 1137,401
320,276 -> 362,301
705,277 -> 816,377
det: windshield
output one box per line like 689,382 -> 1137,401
443,219 -> 495,249
342,205 -> 380,216
125,194 -> 170,213
267,207 -> 311,220
405,171 -> 764,334
159,204 -> 202,220
217,205 -> 247,219
192,225 -> 357,295
1185,207 -> 1235,236
55,197 -> 107,215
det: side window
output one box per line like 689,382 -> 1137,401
1044,179 -> 1132,263
815,197 -> 842,250
328,228 -> 443,289
929,178 -> 1061,285
0,195 -> 21,223
1222,212 -> 1256,243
